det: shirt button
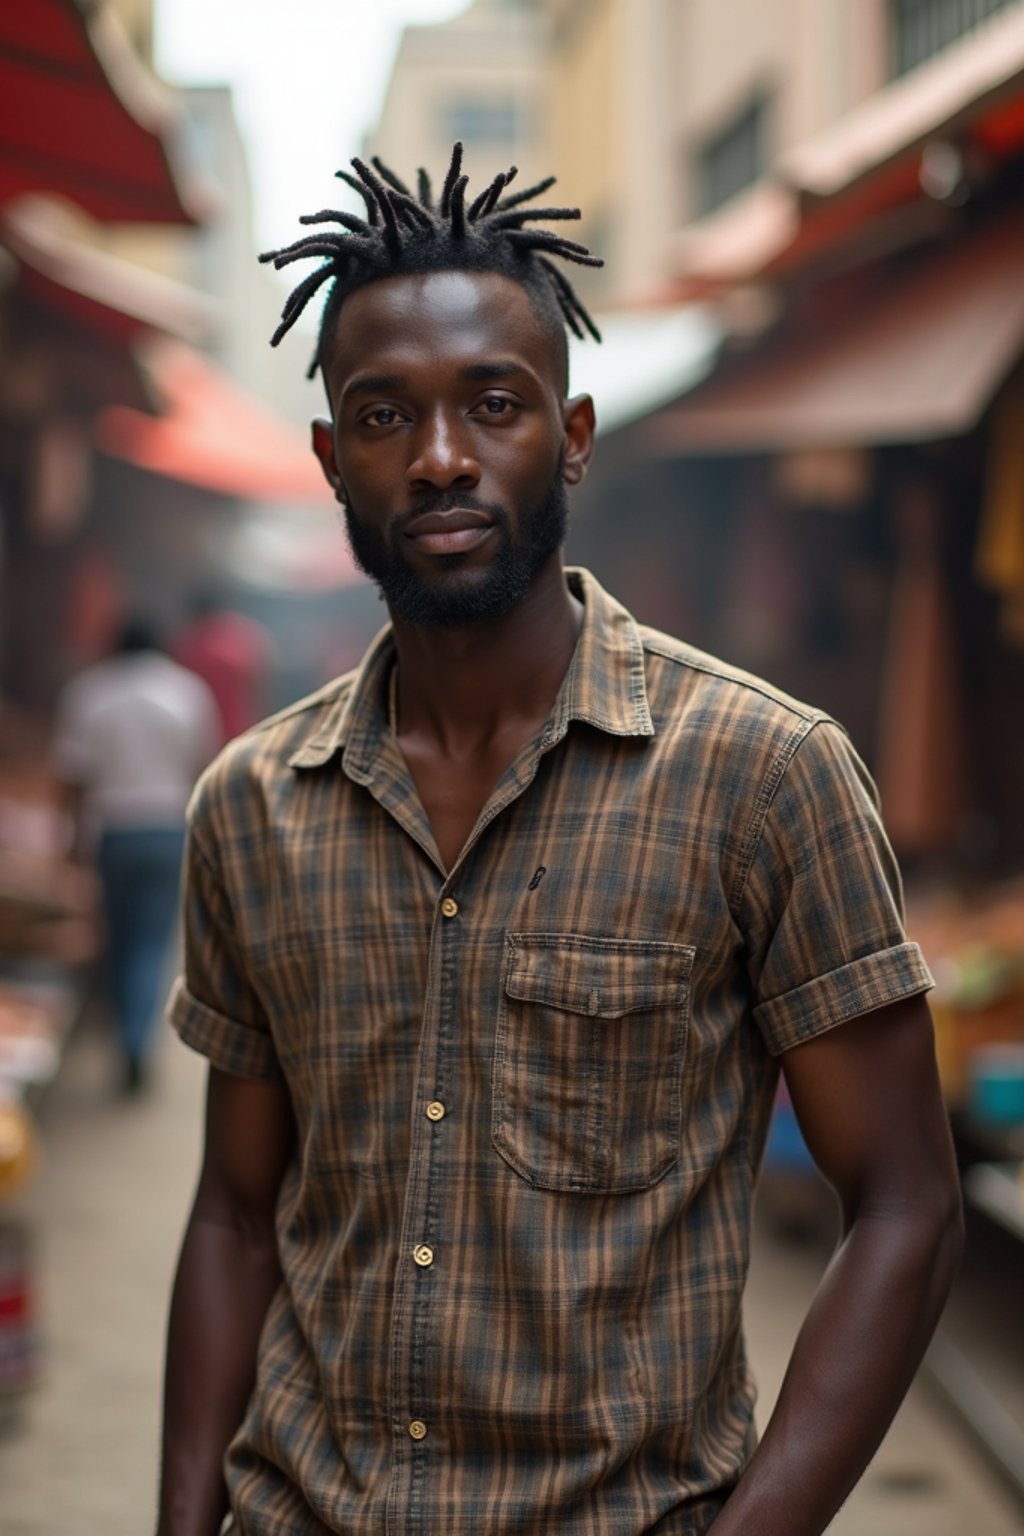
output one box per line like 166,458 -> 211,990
409,1419 -> 427,1440
440,896 -> 459,918
413,1244 -> 435,1268
425,1100 -> 446,1122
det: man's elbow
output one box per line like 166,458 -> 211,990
906,1164 -> 965,1299
934,1170 -> 966,1285
856,1158 -> 964,1302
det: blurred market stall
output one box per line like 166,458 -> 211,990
560,5 -> 1024,1492
0,0 -> 366,1419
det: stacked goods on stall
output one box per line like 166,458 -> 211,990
0,729 -> 101,1414
908,880 -> 1024,1239
760,879 -> 1024,1240
909,880 -> 1024,1111
0,1094 -> 40,1413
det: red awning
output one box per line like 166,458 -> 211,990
0,0 -> 205,224
96,339 -> 336,504
647,213 -> 1024,456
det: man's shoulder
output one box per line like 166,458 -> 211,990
636,620 -> 829,736
627,621 -> 857,847
188,671 -> 357,821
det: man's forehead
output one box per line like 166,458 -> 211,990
325,269 -> 557,382
348,268 -> 525,320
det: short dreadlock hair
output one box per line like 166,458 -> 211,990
259,142 -> 603,393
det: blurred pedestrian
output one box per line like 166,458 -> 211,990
157,147 -> 962,1536
172,591 -> 273,745
52,619 -> 218,1092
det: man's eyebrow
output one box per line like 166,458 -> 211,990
341,374 -> 405,402
341,362 -> 530,401
459,361 -> 530,382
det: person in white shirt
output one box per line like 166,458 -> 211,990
52,620 -> 219,1092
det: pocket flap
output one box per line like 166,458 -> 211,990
504,933 -> 694,1019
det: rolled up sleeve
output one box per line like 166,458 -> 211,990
169,811 -> 281,1080
741,720 -> 933,1056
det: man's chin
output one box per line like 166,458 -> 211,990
380,563 -> 529,629
343,477 -> 567,628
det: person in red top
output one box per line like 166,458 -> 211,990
173,593 -> 273,745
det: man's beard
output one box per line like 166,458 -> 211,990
341,458 -> 569,628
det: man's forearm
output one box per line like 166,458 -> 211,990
712,1196 -> 962,1536
156,1204 -> 282,1536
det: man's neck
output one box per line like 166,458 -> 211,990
388,558 -> 583,757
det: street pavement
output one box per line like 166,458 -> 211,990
1,1009 -> 1022,1535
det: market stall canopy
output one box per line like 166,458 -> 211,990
0,0 -> 207,224
647,213 -> 1024,456
3,196 -> 216,348
0,197 -> 216,415
96,339 -> 335,504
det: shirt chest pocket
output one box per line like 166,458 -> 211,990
491,933 -> 695,1194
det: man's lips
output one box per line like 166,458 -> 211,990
404,507 -> 495,555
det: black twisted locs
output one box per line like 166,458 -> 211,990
259,143 -> 604,381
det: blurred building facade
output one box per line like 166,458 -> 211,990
545,0 -> 1020,301
367,0 -> 549,200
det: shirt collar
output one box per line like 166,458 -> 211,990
546,568 -> 654,745
287,567 -> 654,774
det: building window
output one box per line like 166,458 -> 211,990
445,99 -> 530,147
696,94 -> 770,217
890,0 -> 1017,77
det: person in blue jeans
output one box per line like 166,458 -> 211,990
96,825 -> 188,1086
52,620 -> 218,1092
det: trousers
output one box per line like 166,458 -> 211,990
97,826 -> 185,1064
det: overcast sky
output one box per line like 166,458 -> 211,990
154,0 -> 470,252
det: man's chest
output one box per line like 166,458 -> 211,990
247,733 -> 741,990
233,739 -> 757,1191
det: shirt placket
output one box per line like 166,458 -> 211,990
384,877 -> 463,1536
377,744 -> 562,1535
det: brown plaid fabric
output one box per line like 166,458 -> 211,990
170,568 -> 932,1536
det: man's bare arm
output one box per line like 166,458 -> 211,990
156,1067 -> 295,1536
711,993 -> 963,1536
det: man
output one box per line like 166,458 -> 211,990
52,619 -> 218,1091
157,146 -> 962,1535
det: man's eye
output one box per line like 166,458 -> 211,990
364,407 -> 400,427
480,396 -> 514,415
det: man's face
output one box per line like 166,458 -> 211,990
313,270 -> 594,627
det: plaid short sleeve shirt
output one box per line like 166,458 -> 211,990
170,568 -> 933,1536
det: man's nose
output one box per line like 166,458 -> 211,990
406,410 -> 480,492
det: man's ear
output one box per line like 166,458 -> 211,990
312,419 -> 346,503
561,394 -> 596,486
